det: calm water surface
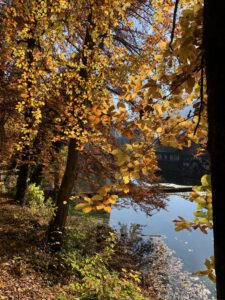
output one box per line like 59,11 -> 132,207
109,193 -> 215,293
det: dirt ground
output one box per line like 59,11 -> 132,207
0,197 -> 66,300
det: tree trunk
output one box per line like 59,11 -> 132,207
15,34 -> 35,205
15,164 -> 29,205
204,1 -> 225,298
30,165 -> 43,186
48,138 -> 78,251
47,12 -> 95,252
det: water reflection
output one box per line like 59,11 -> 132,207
110,194 -> 215,294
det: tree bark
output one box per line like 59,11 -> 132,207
204,1 -> 225,298
48,138 -> 78,251
30,165 -> 43,186
15,164 -> 29,205
15,32 -> 35,204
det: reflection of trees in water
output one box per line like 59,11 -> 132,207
117,224 -> 215,300
146,238 -> 215,299
159,170 -> 201,185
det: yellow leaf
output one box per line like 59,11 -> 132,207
154,104 -> 163,115
131,172 -> 140,179
123,175 -> 130,184
75,203 -> 87,210
83,207 -> 92,213
117,102 -> 126,112
156,127 -> 162,133
142,167 -> 148,175
124,186 -> 129,193
112,148 -> 122,155
201,175 -> 211,187
102,115 -> 110,125
92,195 -> 103,201
134,77 -> 142,92
103,206 -> 112,213
98,186 -> 111,196
21,93 -> 29,99
124,143 -> 133,151
89,115 -> 101,124
93,105 -> 102,116
83,196 -> 91,203
110,195 -> 118,200
96,205 -> 104,210
104,195 -> 118,205
158,41 -> 167,51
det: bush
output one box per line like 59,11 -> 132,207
65,215 -> 113,256
62,241 -> 146,300
24,183 -> 55,221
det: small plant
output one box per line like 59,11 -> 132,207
24,183 -> 55,221
55,295 -> 67,300
0,181 -> 4,193
13,256 -> 26,276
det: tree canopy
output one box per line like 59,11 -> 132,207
1,0 -> 223,298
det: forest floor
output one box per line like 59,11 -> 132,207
0,196 -> 67,300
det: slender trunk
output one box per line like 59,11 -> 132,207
30,165 -> 43,186
204,1 -> 225,298
48,139 -> 78,251
15,33 -> 35,204
15,164 -> 29,204
48,12 -> 95,252
51,140 -> 63,201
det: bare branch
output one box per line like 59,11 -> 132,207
194,55 -> 204,135
169,0 -> 180,51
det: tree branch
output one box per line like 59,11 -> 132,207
169,0 -> 180,51
194,55 -> 204,135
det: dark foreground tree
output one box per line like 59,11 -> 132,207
48,139 -> 79,252
204,0 -> 225,298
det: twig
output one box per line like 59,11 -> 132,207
169,0 -> 180,51
194,55 -> 204,135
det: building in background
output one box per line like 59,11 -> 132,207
156,143 -> 209,185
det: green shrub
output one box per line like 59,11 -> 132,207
63,249 -> 146,300
65,215 -> 114,256
24,183 -> 55,221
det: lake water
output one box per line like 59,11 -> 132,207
109,193 -> 215,294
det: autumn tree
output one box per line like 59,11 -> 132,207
46,0 -> 161,251
0,0 -> 163,250
0,1 -> 23,163
1,0 -> 55,202
1,0 -> 207,256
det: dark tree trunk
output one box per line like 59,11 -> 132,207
48,139 -> 78,251
51,140 -> 63,201
15,34 -> 35,204
30,165 -> 43,186
204,1 -> 225,298
15,164 -> 29,205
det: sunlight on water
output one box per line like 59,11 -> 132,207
110,193 -> 215,295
